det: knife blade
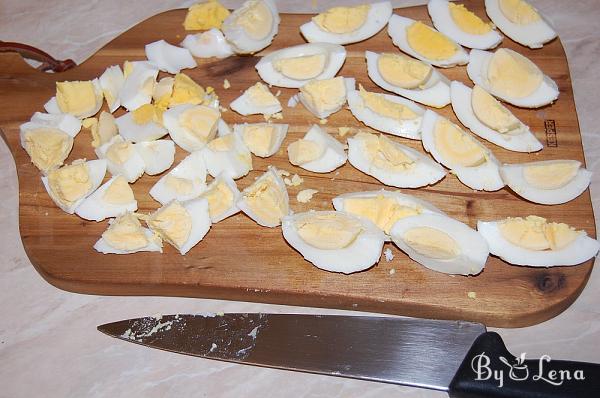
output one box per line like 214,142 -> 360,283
98,313 -> 600,397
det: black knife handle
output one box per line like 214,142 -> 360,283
448,332 -> 600,398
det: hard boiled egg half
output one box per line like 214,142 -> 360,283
467,48 -> 559,108
421,110 -> 504,191
222,0 -> 280,54
388,15 -> 469,68
300,2 -> 393,45
76,175 -> 137,222
390,213 -> 489,275
237,166 -> 289,228
255,43 -> 346,88
451,82 -> 542,152
347,131 -> 446,188
365,51 -> 451,108
501,160 -> 592,205
347,84 -> 425,140
478,216 -> 599,266
287,124 -> 347,173
282,210 -> 386,274
94,213 -> 162,255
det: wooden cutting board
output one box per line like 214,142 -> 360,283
0,1 -> 595,327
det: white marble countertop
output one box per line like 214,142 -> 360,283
1,1 -> 600,397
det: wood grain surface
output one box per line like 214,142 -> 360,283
0,1 -> 595,327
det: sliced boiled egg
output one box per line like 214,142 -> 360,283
95,135 -> 146,183
467,48 -> 559,108
119,61 -> 159,111
163,104 -> 221,152
501,160 -> 592,205
115,104 -> 168,142
287,124 -> 347,173
99,65 -> 125,113
421,110 -> 504,191
347,131 -> 446,188
145,40 -> 197,74
200,132 -> 253,179
76,175 -> 137,221
390,213 -> 489,275
234,122 -> 288,158
332,189 -> 444,238
300,1 -> 393,45
365,51 -> 450,108
236,166 -> 289,227
347,84 -> 424,140
222,0 -> 280,54
478,216 -> 599,266
388,15 -> 469,68
451,82 -> 542,152
230,82 -> 282,116
47,79 -> 103,119
298,77 -> 353,119
255,43 -> 346,88
41,159 -> 107,214
134,140 -> 175,175
485,0 -> 556,49
428,0 -> 502,50
181,28 -> 234,59
146,199 -> 211,255
150,151 -> 207,205
282,210 -> 386,274
94,213 -> 162,254
198,173 -> 241,223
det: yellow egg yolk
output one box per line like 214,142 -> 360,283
147,201 -> 193,250
106,139 -> 134,165
300,77 -> 346,114
165,175 -> 195,195
103,176 -> 135,205
207,134 -> 235,152
359,85 -> 419,120
499,216 -> 581,251
522,160 -> 580,190
242,124 -> 276,157
170,73 -> 207,106
406,21 -> 457,61
359,132 -> 415,172
377,53 -> 432,89
471,85 -> 520,133
131,103 -> 163,125
273,53 -> 327,80
179,105 -> 220,143
23,127 -> 72,173
448,3 -> 492,35
244,174 -> 288,226
103,213 -> 150,251
287,139 -> 325,165
56,81 -> 98,117
201,180 -> 234,218
433,119 -> 486,167
403,227 -> 460,259
47,161 -> 92,206
487,48 -> 543,98
295,213 -> 363,250
183,0 -> 230,30
246,82 -> 279,107
343,194 -> 421,234
312,4 -> 370,34
499,0 -> 541,25
234,0 -> 274,40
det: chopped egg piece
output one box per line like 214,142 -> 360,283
237,166 -> 289,227
96,136 -> 146,183
184,0 -> 230,30
287,124 -> 347,173
298,76 -> 348,119
55,80 -> 103,119
377,52 -> 432,89
150,152 -> 207,205
222,0 -> 280,54
199,173 -> 241,223
288,139 -> 325,165
94,213 -> 162,254
76,175 -> 137,222
170,73 -> 209,107
163,104 -> 221,152
201,132 -> 253,179
230,82 -> 282,116
89,111 -> 118,148
145,40 -> 197,74
297,189 -> 318,203
147,201 -> 192,251
21,127 -> 73,174
119,61 -> 159,111
237,123 -> 288,158
99,65 -> 125,113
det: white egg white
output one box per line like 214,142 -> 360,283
222,0 -> 280,54
478,219 -> 599,267
233,122 -> 288,158
134,140 -> 175,175
199,173 -> 242,223
95,135 -> 146,183
485,0 -> 557,49
365,51 -> 451,108
282,210 -> 386,274
181,28 -> 234,59
387,15 -> 469,67
500,160 -> 592,205
467,49 -> 559,108
390,213 -> 489,275
347,132 -> 446,188
115,111 -> 168,142
236,166 -> 289,227
421,110 -> 504,191
255,43 -> 346,88
428,0 -> 502,50
300,1 -> 393,45
76,176 -> 137,221
201,133 -> 253,179
347,87 -> 425,140
145,40 -> 197,74
288,124 -> 347,173
99,65 -> 125,112
150,151 -> 207,205
230,83 -> 282,116
94,214 -> 163,255
44,97 -> 61,114
450,81 -> 542,152
119,61 -> 159,111
24,112 -> 82,137
41,159 -> 107,214
298,77 -> 354,119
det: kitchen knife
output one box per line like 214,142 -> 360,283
98,313 -> 600,397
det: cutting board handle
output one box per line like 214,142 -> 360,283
448,331 -> 600,397
0,41 -> 76,72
